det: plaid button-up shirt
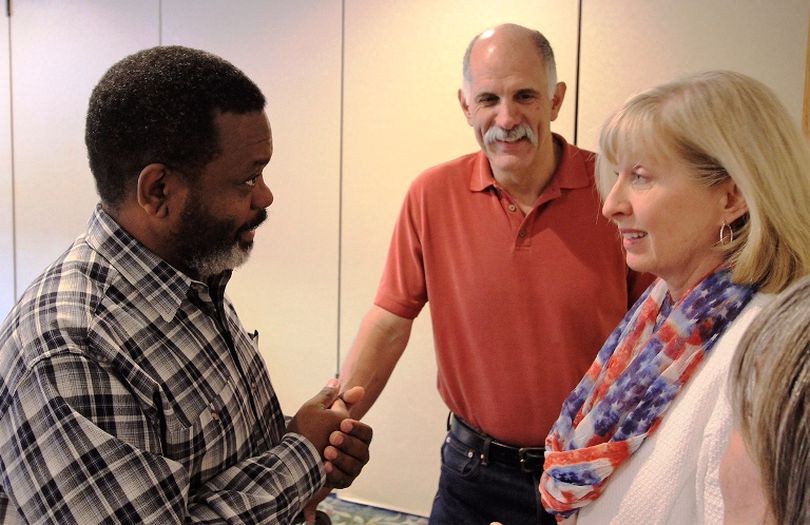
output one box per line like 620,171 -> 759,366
0,205 -> 324,524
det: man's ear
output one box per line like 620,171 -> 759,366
136,163 -> 177,219
458,88 -> 473,126
549,82 -> 567,121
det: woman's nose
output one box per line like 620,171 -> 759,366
602,179 -> 629,220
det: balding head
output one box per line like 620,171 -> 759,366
462,24 -> 557,98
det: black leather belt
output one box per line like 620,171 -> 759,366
448,415 -> 545,473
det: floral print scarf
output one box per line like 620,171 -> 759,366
540,268 -> 755,518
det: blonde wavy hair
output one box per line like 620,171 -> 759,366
730,276 -> 810,524
596,70 -> 810,293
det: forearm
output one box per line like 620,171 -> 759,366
191,434 -> 325,524
339,305 -> 413,419
2,355 -> 325,525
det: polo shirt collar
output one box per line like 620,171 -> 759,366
85,204 -> 231,322
468,133 -> 591,193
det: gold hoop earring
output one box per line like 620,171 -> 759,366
719,222 -> 734,246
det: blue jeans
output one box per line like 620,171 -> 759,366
428,430 -> 556,525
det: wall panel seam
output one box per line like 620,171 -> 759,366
7,11 -> 16,301
336,0 -> 346,375
574,0 -> 582,145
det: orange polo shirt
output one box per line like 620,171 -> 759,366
375,136 -> 651,446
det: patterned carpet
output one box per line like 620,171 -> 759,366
318,494 -> 429,525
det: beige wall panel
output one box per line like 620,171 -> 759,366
340,1 -> 579,514
162,0 -> 343,411
12,1 -> 159,293
578,0 -> 810,152
1,17 -> 12,319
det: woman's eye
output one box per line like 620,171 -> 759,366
630,171 -> 648,184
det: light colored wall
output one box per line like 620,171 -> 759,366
0,15 -> 12,318
1,0 -> 807,518
578,0 -> 810,152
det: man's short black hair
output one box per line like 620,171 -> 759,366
85,45 -> 266,207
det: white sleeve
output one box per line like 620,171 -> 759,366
694,294 -> 771,525
695,381 -> 733,525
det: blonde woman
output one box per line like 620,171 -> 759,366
539,71 -> 810,524
722,275 -> 810,524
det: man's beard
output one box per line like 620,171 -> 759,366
173,191 -> 267,281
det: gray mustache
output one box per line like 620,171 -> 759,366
484,125 -> 538,146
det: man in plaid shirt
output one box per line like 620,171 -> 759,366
0,46 -> 371,524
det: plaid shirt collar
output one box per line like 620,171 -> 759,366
86,204 -> 232,323
0,205 -> 324,524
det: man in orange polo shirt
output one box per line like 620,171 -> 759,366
338,24 -> 650,525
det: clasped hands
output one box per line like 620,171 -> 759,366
286,378 -> 372,524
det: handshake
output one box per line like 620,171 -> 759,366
287,379 -> 373,524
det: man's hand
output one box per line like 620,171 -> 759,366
322,417 -> 372,488
288,380 -> 373,523
322,384 -> 372,488
300,487 -> 333,525
286,379 -> 346,454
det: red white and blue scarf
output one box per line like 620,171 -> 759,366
540,268 -> 755,519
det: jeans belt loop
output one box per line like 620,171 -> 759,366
480,435 -> 492,466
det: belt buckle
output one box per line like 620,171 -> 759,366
518,447 -> 544,473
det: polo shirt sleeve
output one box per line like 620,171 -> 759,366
374,181 -> 428,320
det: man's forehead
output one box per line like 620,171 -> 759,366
469,41 -> 544,76
215,111 -> 271,141
466,62 -> 547,92
209,111 -> 272,167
